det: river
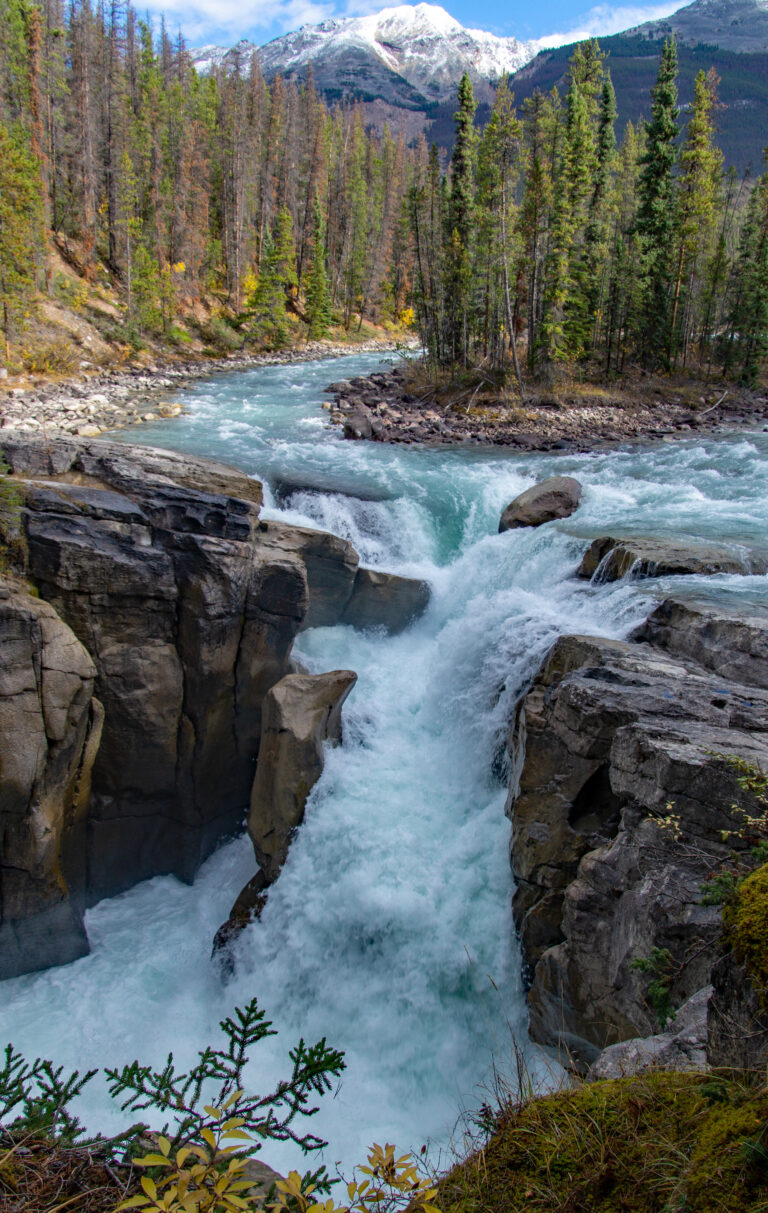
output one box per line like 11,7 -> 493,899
1,352 -> 767,1176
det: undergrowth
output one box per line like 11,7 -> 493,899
437,1070 -> 768,1213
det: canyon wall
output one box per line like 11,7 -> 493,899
0,437 -> 429,976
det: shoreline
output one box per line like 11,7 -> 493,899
325,365 -> 768,453
0,338 -> 412,440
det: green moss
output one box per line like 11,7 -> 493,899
726,863 -> 768,1004
437,1072 -> 768,1212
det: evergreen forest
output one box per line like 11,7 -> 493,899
2,0 -> 768,387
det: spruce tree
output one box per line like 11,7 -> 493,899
668,68 -> 722,366
0,118 -> 44,363
446,72 -> 476,366
305,196 -> 331,338
635,36 -> 680,365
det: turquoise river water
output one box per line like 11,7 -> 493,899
1,352 -> 767,1176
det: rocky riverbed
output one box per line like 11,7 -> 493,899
0,340 -> 413,439
325,364 -> 768,450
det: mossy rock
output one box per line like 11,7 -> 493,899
437,1072 -> 768,1212
726,863 -> 768,1005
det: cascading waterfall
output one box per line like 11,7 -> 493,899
1,353 -> 766,1176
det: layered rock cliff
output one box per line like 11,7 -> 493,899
0,436 -> 429,976
506,597 -> 768,1067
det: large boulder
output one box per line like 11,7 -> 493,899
257,520 -> 359,629
248,670 -> 357,882
578,535 -> 768,581
0,579 -> 103,978
341,568 -> 430,633
505,615 -> 768,1066
214,668 -> 357,955
499,476 -> 582,532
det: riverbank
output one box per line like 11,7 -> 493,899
0,338 -> 414,439
325,363 -> 768,451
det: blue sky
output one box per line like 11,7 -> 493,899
142,0 -> 683,50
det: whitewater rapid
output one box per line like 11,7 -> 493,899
1,353 -> 767,1176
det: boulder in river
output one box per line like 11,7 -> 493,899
248,669 -> 357,883
216,669 -> 357,956
498,475 -> 582,532
578,534 -> 768,581
342,568 -> 430,633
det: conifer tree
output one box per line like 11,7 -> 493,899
635,36 -> 679,364
305,196 -> 331,338
445,72 -> 476,366
668,68 -> 722,366
0,118 -> 44,362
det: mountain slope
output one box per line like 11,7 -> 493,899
627,0 -> 768,52
508,32 -> 768,172
193,3 -> 540,104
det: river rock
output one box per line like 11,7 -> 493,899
577,534 -> 768,581
257,519 -> 359,628
248,670 -> 357,883
631,597 -> 768,689
343,408 -> 374,440
506,621 -> 768,1066
0,579 -> 103,978
588,987 -> 711,1080
499,476 -> 582,532
1,435 -> 264,511
341,568 -> 430,633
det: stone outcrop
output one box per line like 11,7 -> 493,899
707,950 -> 768,1072
341,568 -> 430,633
0,435 -> 426,976
506,601 -> 768,1066
215,670 -> 357,952
248,670 -> 357,881
499,476 -> 582,532
578,534 -> 768,581
588,987 -> 711,1080
631,597 -> 768,689
0,579 -> 103,978
257,520 -> 430,633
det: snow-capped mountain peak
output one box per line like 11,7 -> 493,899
191,4 -> 541,103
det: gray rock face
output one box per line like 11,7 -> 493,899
588,987 -> 712,1080
707,951 -> 768,1072
0,580 -> 102,978
631,597 -> 768,689
506,609 -> 768,1066
341,568 -> 430,632
499,476 -> 582,532
578,535 -> 767,581
0,438 -> 316,917
215,669 -> 357,955
629,0 -> 768,55
248,670 -> 357,882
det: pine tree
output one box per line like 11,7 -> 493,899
247,205 -> 297,348
0,118 -> 44,362
445,72 -> 476,366
305,196 -> 331,338
635,36 -> 680,365
668,68 -> 723,366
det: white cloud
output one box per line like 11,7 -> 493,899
143,0 -> 333,44
142,0 -> 682,51
535,2 -> 681,49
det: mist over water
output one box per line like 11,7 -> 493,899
2,353 -> 767,1174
